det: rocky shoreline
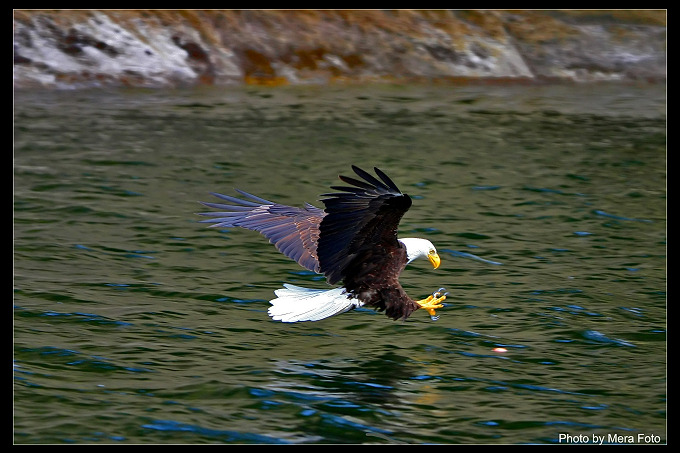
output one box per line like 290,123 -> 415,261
13,10 -> 666,89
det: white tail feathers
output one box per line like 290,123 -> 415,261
268,284 -> 363,322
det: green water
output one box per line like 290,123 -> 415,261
14,83 -> 666,444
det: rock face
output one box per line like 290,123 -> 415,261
13,10 -> 666,89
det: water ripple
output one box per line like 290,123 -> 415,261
142,419 -> 289,443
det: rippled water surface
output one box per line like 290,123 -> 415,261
14,83 -> 666,444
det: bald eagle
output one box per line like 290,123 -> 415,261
198,165 -> 447,322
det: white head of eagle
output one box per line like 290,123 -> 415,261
198,165 -> 447,323
398,237 -> 441,269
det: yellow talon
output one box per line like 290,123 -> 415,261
415,288 -> 448,319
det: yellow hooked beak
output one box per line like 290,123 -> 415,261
428,252 -> 441,269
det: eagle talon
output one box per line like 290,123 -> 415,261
416,289 -> 448,319
431,287 -> 447,299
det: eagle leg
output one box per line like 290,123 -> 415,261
415,288 -> 448,320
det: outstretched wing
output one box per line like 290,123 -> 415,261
317,166 -> 412,285
197,189 -> 325,273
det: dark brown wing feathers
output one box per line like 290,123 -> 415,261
317,166 -> 412,285
197,190 -> 324,273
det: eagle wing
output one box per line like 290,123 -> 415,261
197,190 -> 324,273
317,166 -> 413,285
